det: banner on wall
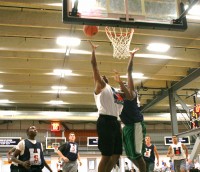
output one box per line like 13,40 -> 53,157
164,136 -> 190,145
0,137 -> 21,147
87,137 -> 98,146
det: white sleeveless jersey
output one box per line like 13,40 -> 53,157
94,83 -> 123,118
57,161 -> 63,170
171,142 -> 186,160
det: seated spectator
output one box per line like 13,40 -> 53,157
111,164 -> 120,172
161,162 -> 169,172
125,162 -> 130,172
169,159 -> 175,172
194,159 -> 200,170
186,159 -> 194,172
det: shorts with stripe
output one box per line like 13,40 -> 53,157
122,121 -> 146,161
97,114 -> 122,156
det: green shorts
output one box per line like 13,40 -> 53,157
122,121 -> 146,161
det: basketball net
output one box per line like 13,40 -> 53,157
53,145 -> 58,153
105,27 -> 134,59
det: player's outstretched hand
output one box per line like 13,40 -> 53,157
88,40 -> 99,50
113,69 -> 122,83
129,48 -> 139,57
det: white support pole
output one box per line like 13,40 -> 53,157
189,136 -> 200,160
124,0 -> 129,21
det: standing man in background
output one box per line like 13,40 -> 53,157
89,41 -> 131,172
167,135 -> 188,172
57,132 -> 82,172
7,145 -> 18,172
56,157 -> 63,172
7,138 -> 23,172
144,135 -> 160,172
193,159 -> 200,170
11,126 -> 52,172
169,159 -> 175,172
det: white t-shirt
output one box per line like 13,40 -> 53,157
194,162 -> 200,169
94,83 -> 123,117
57,160 -> 63,170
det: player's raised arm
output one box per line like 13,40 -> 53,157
89,41 -> 106,94
113,70 -> 132,100
127,48 -> 139,97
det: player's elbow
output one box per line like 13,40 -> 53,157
11,156 -> 15,162
91,59 -> 97,67
126,94 -> 133,100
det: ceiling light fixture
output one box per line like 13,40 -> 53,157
186,15 -> 200,20
176,104 -> 191,107
56,37 -> 81,46
0,84 -> 3,88
41,48 -> 90,54
197,91 -> 200,97
147,43 -> 170,52
47,3 -> 62,7
49,100 -> 64,105
121,73 -> 146,79
136,54 -> 174,59
132,73 -> 144,78
0,110 -> 21,116
185,5 -> 200,15
43,90 -> 76,94
184,5 -> 200,20
0,99 -> 10,103
51,86 -> 67,90
53,69 -> 72,77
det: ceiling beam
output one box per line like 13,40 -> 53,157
141,68 -> 200,112
176,127 -> 200,137
61,122 -> 70,130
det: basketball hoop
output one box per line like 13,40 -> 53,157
52,142 -> 60,153
53,145 -> 58,153
105,27 -> 134,60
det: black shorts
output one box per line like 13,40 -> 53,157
97,114 -> 122,156
189,170 -> 199,172
10,164 -> 18,172
18,167 -> 42,172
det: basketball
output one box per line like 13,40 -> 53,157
83,25 -> 99,37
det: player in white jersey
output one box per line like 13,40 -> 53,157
89,41 -> 132,172
167,135 -> 188,172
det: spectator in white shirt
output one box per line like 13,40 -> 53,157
194,159 -> 200,170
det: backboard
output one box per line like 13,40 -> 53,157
62,0 -> 197,30
46,137 -> 66,150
